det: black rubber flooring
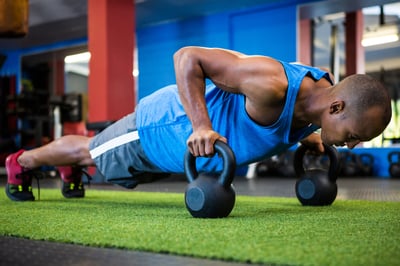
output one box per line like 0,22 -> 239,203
1,174 -> 399,266
0,236 -> 255,266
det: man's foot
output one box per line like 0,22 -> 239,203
58,166 -> 86,198
5,150 -> 35,201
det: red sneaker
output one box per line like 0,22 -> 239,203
5,150 -> 35,201
58,166 -> 87,198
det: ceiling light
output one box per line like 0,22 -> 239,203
362,25 -> 399,47
362,34 -> 399,47
64,52 -> 91,63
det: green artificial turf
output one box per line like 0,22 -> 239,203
1,188 -> 399,266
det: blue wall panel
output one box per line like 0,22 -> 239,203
230,4 -> 297,61
137,13 -> 231,99
137,2 -> 299,99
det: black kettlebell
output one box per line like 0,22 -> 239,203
388,151 -> 400,178
184,140 -> 236,218
358,153 -> 374,176
340,151 -> 360,177
294,143 -> 339,206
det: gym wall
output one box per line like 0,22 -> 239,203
136,1 -> 301,99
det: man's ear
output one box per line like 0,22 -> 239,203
330,100 -> 345,114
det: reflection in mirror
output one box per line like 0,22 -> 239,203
64,51 -> 90,123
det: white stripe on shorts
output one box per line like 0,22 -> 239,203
89,131 -> 140,159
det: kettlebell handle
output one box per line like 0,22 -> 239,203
388,151 -> 400,163
184,140 -> 236,188
294,143 -> 340,182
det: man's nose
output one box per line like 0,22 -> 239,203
346,140 -> 360,149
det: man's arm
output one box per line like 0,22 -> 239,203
173,46 -> 286,156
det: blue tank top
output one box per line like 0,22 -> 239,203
136,61 -> 332,173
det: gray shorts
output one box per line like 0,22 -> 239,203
89,112 -> 168,188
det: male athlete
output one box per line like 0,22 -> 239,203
5,46 -> 392,201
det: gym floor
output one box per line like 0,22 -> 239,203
1,174 -> 400,266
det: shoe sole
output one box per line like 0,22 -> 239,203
61,190 -> 85,198
62,194 -> 85,199
5,184 -> 35,201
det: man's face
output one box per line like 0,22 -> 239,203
320,106 -> 387,149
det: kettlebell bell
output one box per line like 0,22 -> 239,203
388,151 -> 400,178
358,153 -> 374,176
340,151 -> 360,177
184,140 -> 236,218
294,143 -> 339,206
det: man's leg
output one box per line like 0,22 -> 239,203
18,135 -> 94,168
5,135 -> 94,201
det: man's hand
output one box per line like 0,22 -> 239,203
300,132 -> 325,155
187,129 -> 227,157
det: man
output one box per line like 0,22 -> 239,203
5,46 -> 392,201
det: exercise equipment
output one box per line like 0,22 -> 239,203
255,156 -> 280,177
294,143 -> 339,206
339,151 -> 360,176
184,140 -> 236,218
358,153 -> 374,176
388,151 -> 400,178
255,150 -> 296,177
339,151 -> 374,177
